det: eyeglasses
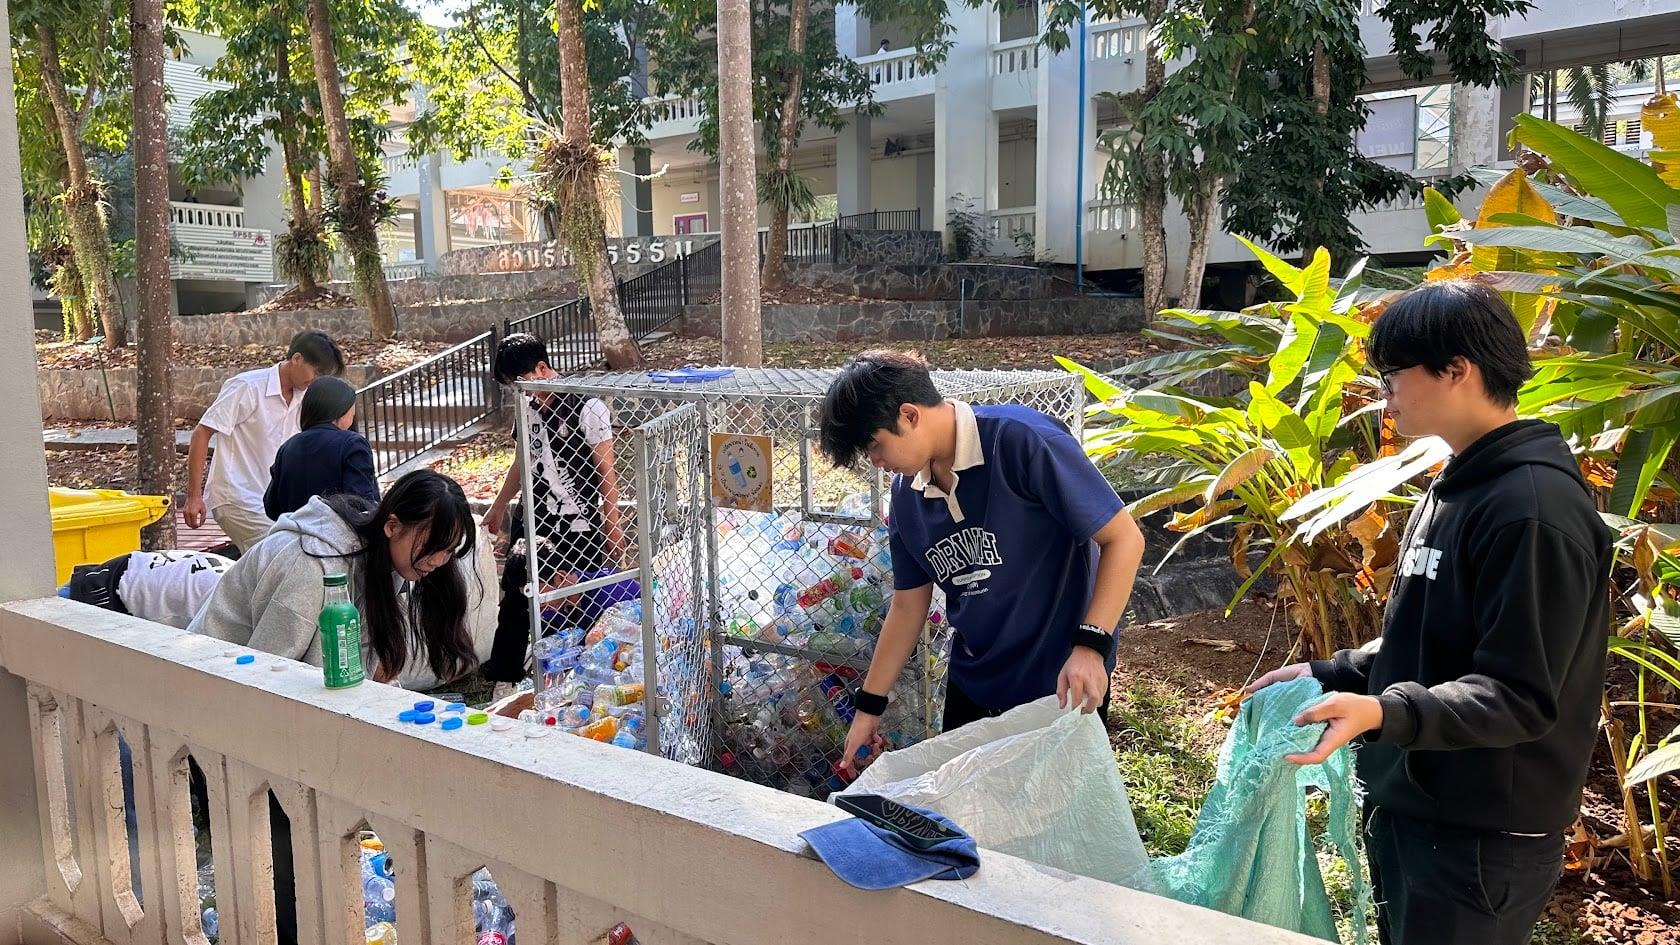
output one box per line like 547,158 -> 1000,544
1378,368 -> 1404,396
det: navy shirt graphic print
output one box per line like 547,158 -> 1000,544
888,403 -> 1125,710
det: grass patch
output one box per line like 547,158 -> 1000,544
1110,679 -> 1219,857
1528,919 -> 1585,945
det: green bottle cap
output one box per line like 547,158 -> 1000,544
323,573 -> 348,587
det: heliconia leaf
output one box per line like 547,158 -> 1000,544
1055,355 -> 1125,401
1625,741 -> 1680,787
1126,477 -> 1216,518
1234,234 -> 1304,295
1205,446 -> 1275,505
1510,113 -> 1680,231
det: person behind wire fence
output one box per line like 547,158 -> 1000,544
264,375 -> 380,520
481,333 -> 628,695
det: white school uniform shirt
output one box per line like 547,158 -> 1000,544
200,364 -> 304,514
533,397 -> 613,524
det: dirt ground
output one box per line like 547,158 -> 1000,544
1114,597 -> 1680,945
35,332 -> 452,374
639,330 -> 1174,371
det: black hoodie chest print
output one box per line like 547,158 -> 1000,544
1400,541 -> 1443,581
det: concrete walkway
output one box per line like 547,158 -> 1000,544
44,427 -> 193,451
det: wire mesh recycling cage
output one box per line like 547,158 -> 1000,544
510,366 -> 1084,795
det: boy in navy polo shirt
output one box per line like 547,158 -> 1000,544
819,350 -> 1145,771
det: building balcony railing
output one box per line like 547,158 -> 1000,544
163,59 -> 230,130
0,598 -> 1307,945
169,201 -> 274,283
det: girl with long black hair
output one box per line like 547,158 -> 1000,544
191,468 -> 494,687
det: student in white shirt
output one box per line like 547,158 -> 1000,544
183,331 -> 344,552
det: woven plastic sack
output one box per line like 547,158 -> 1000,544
839,695 -> 1158,891
1151,676 -> 1371,943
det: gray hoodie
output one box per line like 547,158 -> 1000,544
187,496 -> 497,688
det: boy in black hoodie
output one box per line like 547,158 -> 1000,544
1246,281 -> 1611,945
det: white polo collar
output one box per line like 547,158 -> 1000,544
264,363 -> 285,400
911,400 -> 983,500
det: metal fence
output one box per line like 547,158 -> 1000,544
507,367 -> 1084,796
359,209 -> 923,474
839,209 -> 922,231
355,330 -> 499,474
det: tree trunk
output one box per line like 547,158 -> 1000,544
131,0 -> 177,548
275,6 -> 320,295
716,0 -> 763,365
759,0 -> 810,293
304,0 -> 396,337
1304,39 -> 1331,263
555,0 -> 640,369
37,25 -> 125,348
1180,180 -> 1217,309
1137,0 -> 1168,318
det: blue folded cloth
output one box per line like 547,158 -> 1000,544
800,804 -> 980,890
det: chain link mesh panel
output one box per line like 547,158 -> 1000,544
511,367 -> 1082,794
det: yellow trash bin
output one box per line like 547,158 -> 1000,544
49,488 -> 172,585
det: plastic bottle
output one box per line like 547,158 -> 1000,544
819,675 -> 857,724
827,530 -> 870,560
579,715 -> 620,742
797,568 -> 861,611
557,704 -> 592,729
201,907 -> 218,942
594,683 -> 645,708
361,852 -> 396,925
320,573 -> 365,689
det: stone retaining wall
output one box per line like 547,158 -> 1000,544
836,230 -> 942,266
788,260 -> 1067,301
41,364 -> 379,422
172,298 -> 559,348
255,270 -> 580,308
681,297 -> 1144,342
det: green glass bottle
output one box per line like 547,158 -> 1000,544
320,573 -> 365,689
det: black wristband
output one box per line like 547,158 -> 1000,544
1072,623 -> 1117,660
853,688 -> 889,716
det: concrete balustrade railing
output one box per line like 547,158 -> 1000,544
0,599 -> 1316,945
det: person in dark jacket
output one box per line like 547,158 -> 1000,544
1246,280 -> 1612,945
264,376 -> 380,519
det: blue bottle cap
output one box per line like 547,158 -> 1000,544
412,700 -> 435,712
235,654 -> 255,665
855,745 -> 871,759
413,712 -> 436,724
719,682 -> 733,696
445,703 -> 467,713
398,710 -> 417,723
440,716 -> 463,731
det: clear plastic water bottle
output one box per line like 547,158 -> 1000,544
362,852 -> 396,925
201,907 -> 218,942
472,872 -> 517,945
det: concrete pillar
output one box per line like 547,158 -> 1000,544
1036,15 -> 1091,264
933,2 -> 995,245
1497,80 -> 1530,162
836,113 -> 873,215
0,0 -> 60,931
1450,83 -> 1502,172
415,153 -> 450,270
835,2 -> 865,58
916,152 -> 936,230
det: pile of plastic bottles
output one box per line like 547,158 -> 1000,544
520,600 -> 657,750
361,838 -> 397,944
471,868 -> 517,945
709,495 -> 952,796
